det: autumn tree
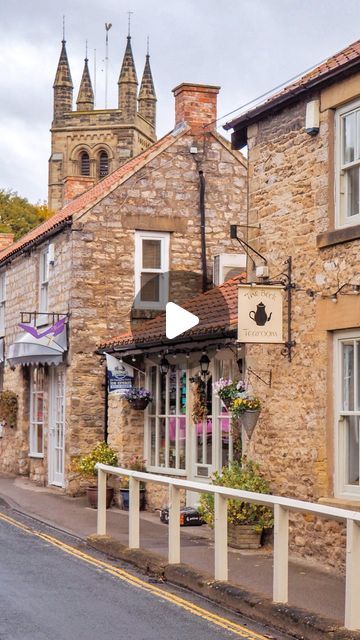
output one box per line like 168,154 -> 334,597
0,190 -> 53,241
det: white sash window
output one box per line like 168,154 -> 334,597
29,365 -> 45,457
336,100 -> 360,227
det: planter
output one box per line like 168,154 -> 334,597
228,523 -> 262,549
86,486 -> 114,510
128,398 -> 150,410
240,409 -> 261,438
120,487 -> 146,511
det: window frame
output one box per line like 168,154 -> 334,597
0,271 -> 6,337
38,247 -> 49,324
335,99 -> 360,229
334,329 -> 360,499
29,365 -> 45,458
134,231 -> 170,310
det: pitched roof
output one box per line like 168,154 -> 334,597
0,126 -> 188,265
100,274 -> 245,352
225,38 -> 360,137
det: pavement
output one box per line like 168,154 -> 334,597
0,475 -> 347,626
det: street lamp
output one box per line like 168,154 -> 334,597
159,356 -> 170,375
199,352 -> 210,377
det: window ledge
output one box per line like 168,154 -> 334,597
318,496 -> 360,511
29,453 -> 44,459
317,224 -> 360,248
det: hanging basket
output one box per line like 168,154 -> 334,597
127,397 -> 150,411
240,409 -> 261,438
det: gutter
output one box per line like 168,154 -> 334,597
0,220 -> 72,267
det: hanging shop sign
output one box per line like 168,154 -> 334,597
106,354 -> 134,394
238,285 -> 284,344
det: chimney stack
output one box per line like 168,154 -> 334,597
172,83 -> 220,135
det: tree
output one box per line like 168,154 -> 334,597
0,190 -> 53,241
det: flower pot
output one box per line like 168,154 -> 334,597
240,409 -> 261,438
86,486 -> 114,509
228,523 -> 262,549
128,397 -> 150,410
120,487 -> 146,511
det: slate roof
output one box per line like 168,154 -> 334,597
100,274 -> 245,352
225,38 -> 360,133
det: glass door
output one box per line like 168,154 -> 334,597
48,366 -> 66,486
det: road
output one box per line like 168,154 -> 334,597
0,508 -> 291,640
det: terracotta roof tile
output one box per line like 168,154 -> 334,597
100,274 -> 245,351
0,128 -> 186,264
225,38 -> 360,131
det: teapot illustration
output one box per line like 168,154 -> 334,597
249,302 -> 272,326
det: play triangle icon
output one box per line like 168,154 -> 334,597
166,302 -> 199,340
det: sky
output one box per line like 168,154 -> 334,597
2,0 -> 360,204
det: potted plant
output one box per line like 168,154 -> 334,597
124,387 -> 153,410
198,459 -> 273,549
74,441 -> 118,509
190,374 -> 208,423
213,378 -> 261,438
119,455 -> 147,511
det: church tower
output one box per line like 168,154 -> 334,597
48,34 -> 157,212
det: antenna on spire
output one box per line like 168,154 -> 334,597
147,35 -> 150,56
94,49 -> 97,108
85,40 -> 88,60
104,22 -> 112,109
127,11 -> 133,37
62,15 -> 66,42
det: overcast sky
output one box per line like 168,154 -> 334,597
2,0 -> 360,204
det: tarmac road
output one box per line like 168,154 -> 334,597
0,508 -> 292,640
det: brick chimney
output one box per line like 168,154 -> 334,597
62,176 -> 95,205
0,232 -> 14,252
172,83 -> 220,135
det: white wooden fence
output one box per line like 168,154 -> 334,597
95,463 -> 360,631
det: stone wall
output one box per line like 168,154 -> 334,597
244,93 -> 360,568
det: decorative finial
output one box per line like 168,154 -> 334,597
127,11 -> 133,37
147,35 -> 150,56
85,40 -> 88,60
62,15 -> 66,42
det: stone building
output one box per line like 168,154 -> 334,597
49,35 -> 157,211
224,38 -> 360,567
0,82 -> 247,494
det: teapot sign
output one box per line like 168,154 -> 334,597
238,285 -> 284,344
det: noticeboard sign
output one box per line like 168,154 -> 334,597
106,354 -> 134,395
237,284 -> 284,344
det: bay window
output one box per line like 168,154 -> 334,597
29,365 -> 45,457
334,331 -> 360,498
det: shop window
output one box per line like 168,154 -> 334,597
146,364 -> 186,473
29,366 -> 45,457
334,331 -> 360,498
80,151 -> 90,176
0,271 -> 6,337
336,100 -> 360,228
134,231 -> 169,309
98,151 -> 109,178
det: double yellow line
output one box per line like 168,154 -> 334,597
0,511 -> 268,640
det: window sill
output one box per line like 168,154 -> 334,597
131,309 -> 163,320
318,496 -> 360,511
29,453 -> 44,459
317,224 -> 360,248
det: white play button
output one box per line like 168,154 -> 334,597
165,302 -> 199,340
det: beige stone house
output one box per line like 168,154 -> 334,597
0,82 -> 247,493
223,38 -> 360,567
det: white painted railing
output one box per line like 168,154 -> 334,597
95,463 -> 360,630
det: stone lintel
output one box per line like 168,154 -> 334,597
121,214 -> 187,234
316,224 -> 360,248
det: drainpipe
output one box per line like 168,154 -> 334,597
199,170 -> 207,292
104,365 -> 108,443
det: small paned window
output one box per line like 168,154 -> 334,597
134,231 -> 169,310
38,248 -> 49,324
99,151 -> 109,178
336,101 -> 360,227
29,366 -> 45,457
80,151 -> 90,176
335,331 -> 360,498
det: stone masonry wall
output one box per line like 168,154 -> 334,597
245,96 -> 360,569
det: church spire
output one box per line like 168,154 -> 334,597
53,39 -> 73,121
138,47 -> 156,130
76,56 -> 94,111
118,35 -> 138,120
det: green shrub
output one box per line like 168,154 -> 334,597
199,459 -> 274,533
74,442 -> 118,480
